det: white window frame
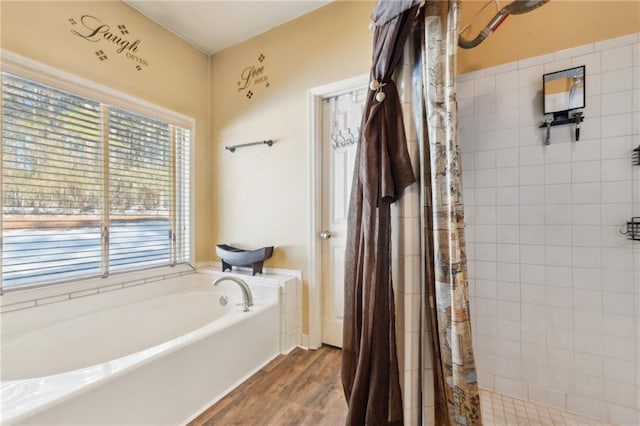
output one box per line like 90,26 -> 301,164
0,50 -> 195,301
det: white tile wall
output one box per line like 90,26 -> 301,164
460,33 -> 640,424
395,39 -> 430,425
0,266 -> 192,313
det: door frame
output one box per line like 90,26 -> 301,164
307,73 -> 368,349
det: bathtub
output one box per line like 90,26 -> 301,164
0,271 -> 281,425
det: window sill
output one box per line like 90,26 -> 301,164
0,264 -> 195,313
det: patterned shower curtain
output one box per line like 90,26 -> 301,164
418,1 -> 482,425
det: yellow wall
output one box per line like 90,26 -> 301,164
0,0 -> 212,262
209,1 -> 374,328
458,0 -> 640,73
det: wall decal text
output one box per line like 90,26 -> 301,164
69,15 -> 149,72
237,54 -> 269,100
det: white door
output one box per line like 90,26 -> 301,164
320,90 -> 365,347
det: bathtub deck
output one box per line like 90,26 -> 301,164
189,346 -> 347,425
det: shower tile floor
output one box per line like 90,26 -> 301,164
480,389 -> 614,426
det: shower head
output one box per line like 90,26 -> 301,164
458,0 -> 550,49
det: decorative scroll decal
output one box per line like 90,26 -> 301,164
69,15 -> 149,72
237,54 -> 269,100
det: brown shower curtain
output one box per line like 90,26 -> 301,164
341,1 -> 420,425
418,1 -> 482,424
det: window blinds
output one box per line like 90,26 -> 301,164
108,107 -> 171,272
1,73 -> 191,291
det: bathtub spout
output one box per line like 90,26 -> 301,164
212,277 -> 253,312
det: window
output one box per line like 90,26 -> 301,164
1,71 -> 191,291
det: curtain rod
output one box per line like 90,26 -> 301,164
225,140 -> 273,153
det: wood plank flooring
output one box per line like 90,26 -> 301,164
189,346 -> 347,426
189,346 -> 616,425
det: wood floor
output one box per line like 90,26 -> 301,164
189,346 -> 347,426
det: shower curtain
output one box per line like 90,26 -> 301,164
341,1 -> 420,425
342,1 -> 481,425
418,1 -> 482,424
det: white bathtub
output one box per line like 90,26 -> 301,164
0,271 -> 281,425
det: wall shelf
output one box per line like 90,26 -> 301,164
538,115 -> 584,128
540,112 -> 584,144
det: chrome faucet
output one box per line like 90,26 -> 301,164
212,276 -> 253,312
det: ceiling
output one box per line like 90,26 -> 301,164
124,0 -> 332,55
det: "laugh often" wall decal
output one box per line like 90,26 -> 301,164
69,15 -> 149,72
237,54 -> 270,100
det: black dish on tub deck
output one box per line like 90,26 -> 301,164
215,244 -> 274,276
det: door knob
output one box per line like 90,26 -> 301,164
320,230 -> 332,239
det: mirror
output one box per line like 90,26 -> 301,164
543,65 -> 585,117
